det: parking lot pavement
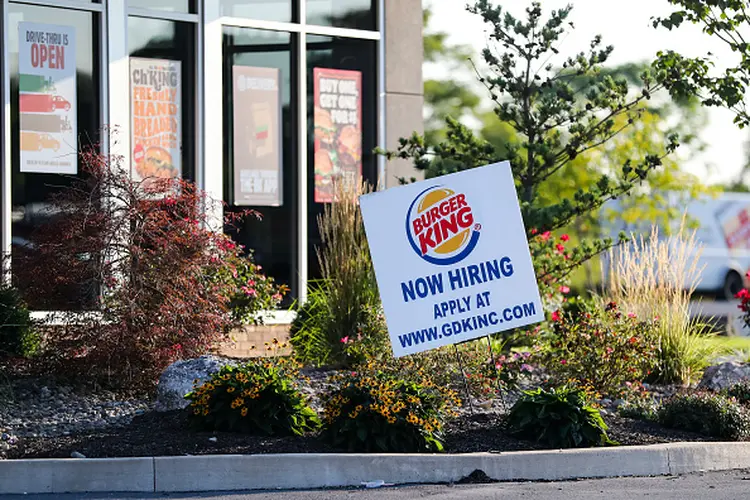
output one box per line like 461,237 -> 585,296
6,469 -> 750,500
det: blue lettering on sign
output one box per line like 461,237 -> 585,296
433,295 -> 472,319
401,273 -> 444,303
399,257 -> 514,303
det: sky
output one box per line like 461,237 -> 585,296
426,0 -> 747,185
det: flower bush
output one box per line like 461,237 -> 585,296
658,392 -> 750,440
736,283 -> 750,330
322,364 -> 460,452
506,385 -> 615,448
217,252 -> 289,325
530,231 -> 573,311
186,358 -> 319,436
545,301 -> 658,397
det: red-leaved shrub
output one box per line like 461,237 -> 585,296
13,146 -> 256,390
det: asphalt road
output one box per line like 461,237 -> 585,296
6,470 -> 750,500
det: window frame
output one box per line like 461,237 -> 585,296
0,0 -> 385,312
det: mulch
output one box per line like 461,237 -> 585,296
8,409 -> 715,459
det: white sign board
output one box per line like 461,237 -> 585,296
359,162 -> 544,357
18,22 -> 77,174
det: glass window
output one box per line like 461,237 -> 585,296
9,3 -> 101,309
307,0 -> 375,30
306,35 -> 376,279
223,27 -> 297,301
220,0 -> 293,23
128,17 -> 196,182
127,0 -> 195,13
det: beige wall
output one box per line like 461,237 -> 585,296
383,0 -> 425,188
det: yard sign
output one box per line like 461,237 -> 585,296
359,161 -> 544,357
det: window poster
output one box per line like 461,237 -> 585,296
130,57 -> 182,192
232,66 -> 283,206
18,22 -> 77,174
313,68 -> 362,203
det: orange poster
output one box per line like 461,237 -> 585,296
313,68 -> 362,203
130,58 -> 181,192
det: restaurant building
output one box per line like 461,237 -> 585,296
0,0 -> 424,341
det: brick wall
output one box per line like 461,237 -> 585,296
217,323 -> 292,358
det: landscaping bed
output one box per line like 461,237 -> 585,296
4,382 -> 715,460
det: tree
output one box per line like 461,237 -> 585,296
388,1 -> 679,287
654,0 -> 750,129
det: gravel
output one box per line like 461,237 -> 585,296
0,378 -> 151,443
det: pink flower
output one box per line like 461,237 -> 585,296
560,359 -> 567,365
551,310 -> 561,322
247,279 -> 256,287
736,289 -> 750,300
341,336 -> 349,344
556,243 -> 565,253
241,286 -> 257,297
541,231 -> 552,241
272,293 -> 282,301
559,286 -> 570,294
521,364 -> 533,372
627,312 -> 636,318
560,234 -> 570,242
495,362 -> 503,370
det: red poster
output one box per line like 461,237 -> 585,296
313,68 -> 362,203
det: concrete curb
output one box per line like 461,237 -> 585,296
3,442 -> 750,494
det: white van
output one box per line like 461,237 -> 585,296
601,192 -> 750,299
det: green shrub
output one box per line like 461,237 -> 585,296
658,392 -> 750,440
506,385 -> 616,448
0,285 -> 38,358
618,401 -> 659,422
289,282 -> 332,364
322,364 -> 460,452
185,359 -> 320,436
290,181 -> 387,367
546,301 -> 658,397
726,380 -> 750,406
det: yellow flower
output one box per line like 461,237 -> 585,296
348,411 -> 359,418
387,416 -> 396,424
221,374 -> 231,381
355,405 -> 363,412
193,408 -> 201,415
241,407 -> 248,417
227,387 -> 236,393
202,408 -> 209,416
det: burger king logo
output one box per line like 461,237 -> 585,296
406,186 -> 481,265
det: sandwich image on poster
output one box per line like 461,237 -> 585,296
313,68 -> 362,203
130,57 -> 182,193
232,65 -> 282,207
18,22 -> 77,174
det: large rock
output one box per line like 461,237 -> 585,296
698,362 -> 750,391
155,355 -> 236,412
